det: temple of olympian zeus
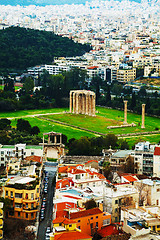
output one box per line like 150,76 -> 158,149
123,100 -> 146,128
70,90 -> 96,116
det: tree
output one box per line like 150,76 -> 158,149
120,156 -> 135,173
0,197 -> 12,218
118,139 -> 129,150
103,134 -> 118,149
16,119 -> 32,133
31,126 -> 40,135
130,92 -> 136,110
103,161 -> 112,180
90,75 -> 102,103
4,77 -> 15,93
0,119 -> 11,130
23,77 -> 34,94
84,199 -> 97,210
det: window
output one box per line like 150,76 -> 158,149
96,216 -> 98,219
69,224 -> 72,227
103,219 -> 110,226
31,213 -> 34,218
78,220 -> 81,223
6,191 -> 8,196
31,152 -> 34,155
115,200 -> 118,204
31,193 -> 34,200
96,222 -> 98,228
91,217 -> 93,220
18,212 -> 20,217
11,191 -> 13,198
31,203 -> 34,209
26,203 -> 28,209
90,223 -> 93,229
75,175 -> 80,180
115,208 -> 118,213
78,226 -> 80,229
15,193 -> 22,198
26,213 -> 28,218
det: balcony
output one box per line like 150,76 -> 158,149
15,198 -> 23,203
0,219 -> 3,229
23,198 -> 38,203
23,206 -> 38,212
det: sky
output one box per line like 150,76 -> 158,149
0,0 -> 141,5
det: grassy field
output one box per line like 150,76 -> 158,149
43,106 -> 160,135
11,117 -> 97,140
1,106 -> 160,147
0,108 -> 68,118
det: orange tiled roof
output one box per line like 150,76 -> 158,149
68,169 -> 86,174
54,231 -> 92,240
70,208 -> 102,219
56,177 -> 74,189
123,175 -> 137,182
52,217 -> 76,225
85,160 -> 98,164
25,155 -> 42,163
97,224 -> 120,237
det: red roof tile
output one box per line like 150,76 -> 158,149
25,155 -> 42,163
123,175 -> 137,182
70,208 -> 102,219
97,224 -> 121,237
154,147 -> 160,156
68,169 -> 86,174
52,217 -> 76,225
54,231 -> 92,240
56,178 -> 74,189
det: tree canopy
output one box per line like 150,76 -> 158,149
0,26 -> 91,71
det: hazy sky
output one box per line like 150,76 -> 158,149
0,0 -> 92,5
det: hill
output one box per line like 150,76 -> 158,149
0,26 -> 91,70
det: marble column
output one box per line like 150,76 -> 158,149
124,100 -> 128,124
92,95 -> 96,116
141,104 -> 145,129
86,94 -> 89,115
70,91 -> 73,113
82,94 -> 85,114
76,93 -> 79,114
73,92 -> 76,113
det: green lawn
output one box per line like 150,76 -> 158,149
42,106 -> 160,135
11,117 -> 97,140
2,106 -> 160,146
0,108 -> 68,118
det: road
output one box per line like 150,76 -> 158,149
37,162 -> 57,240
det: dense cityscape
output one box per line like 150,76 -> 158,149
0,0 -> 160,240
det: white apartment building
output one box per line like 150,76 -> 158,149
0,144 -> 43,167
133,142 -> 154,176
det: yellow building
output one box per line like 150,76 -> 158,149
0,202 -> 3,239
117,68 -> 136,82
5,176 -> 40,220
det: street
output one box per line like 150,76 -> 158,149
37,162 -> 57,240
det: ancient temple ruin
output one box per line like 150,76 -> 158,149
69,90 -> 96,116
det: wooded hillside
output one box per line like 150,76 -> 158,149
0,26 -> 91,70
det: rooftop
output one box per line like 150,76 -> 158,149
70,208 -> 102,219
